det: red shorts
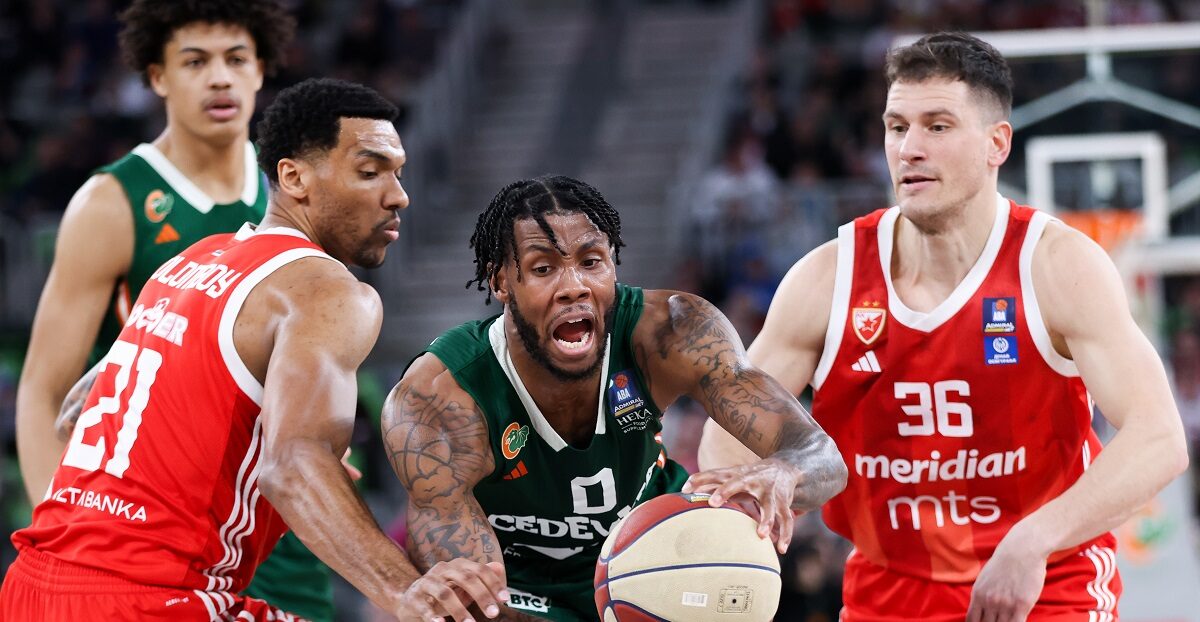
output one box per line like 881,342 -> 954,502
0,547 -> 307,621
841,543 -> 1122,622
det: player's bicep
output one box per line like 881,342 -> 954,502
383,360 -> 501,569
260,272 -> 382,452
23,176 -> 134,387
1036,226 -> 1178,431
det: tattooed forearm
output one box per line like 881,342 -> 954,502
660,293 -> 847,509
383,384 -> 501,571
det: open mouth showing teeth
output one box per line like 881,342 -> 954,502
552,318 -> 594,351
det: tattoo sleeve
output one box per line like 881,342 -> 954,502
658,294 -> 847,510
384,383 -> 500,568
384,379 -> 553,622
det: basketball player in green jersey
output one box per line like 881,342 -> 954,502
383,176 -> 849,621
15,2 -> 335,620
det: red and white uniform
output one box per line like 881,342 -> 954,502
5,225 -> 335,621
812,196 -> 1120,620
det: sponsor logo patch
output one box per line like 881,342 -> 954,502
610,370 -> 654,433
985,335 -> 1017,365
983,297 -> 1016,333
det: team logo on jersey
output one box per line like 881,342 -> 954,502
144,189 -> 174,223
985,335 -> 1018,365
501,422 -> 530,460
983,297 -> 1017,333
852,304 -> 886,345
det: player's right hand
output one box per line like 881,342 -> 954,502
682,457 -> 804,554
393,558 -> 509,622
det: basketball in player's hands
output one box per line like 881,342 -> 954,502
594,492 -> 781,622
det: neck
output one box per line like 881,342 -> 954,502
893,187 -> 998,291
258,202 -> 318,241
152,124 -> 248,203
503,313 -> 601,439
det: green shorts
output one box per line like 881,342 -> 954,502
244,532 -> 333,621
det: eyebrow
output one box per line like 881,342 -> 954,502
355,149 -> 399,164
179,44 -> 251,56
883,107 -> 960,122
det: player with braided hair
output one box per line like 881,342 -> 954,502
382,175 -> 847,621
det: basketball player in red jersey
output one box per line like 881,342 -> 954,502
1,78 -> 506,622
696,32 -> 1188,621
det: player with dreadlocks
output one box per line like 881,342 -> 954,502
382,174 -> 848,621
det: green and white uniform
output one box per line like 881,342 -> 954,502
422,284 -> 690,621
92,142 -> 334,621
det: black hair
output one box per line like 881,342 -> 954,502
885,32 -> 1014,118
255,77 -> 398,187
119,0 -> 296,85
468,175 -> 624,304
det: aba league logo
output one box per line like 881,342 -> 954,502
852,304 -> 886,345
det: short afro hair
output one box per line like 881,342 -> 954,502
256,78 -> 399,187
119,0 -> 295,85
886,32 -> 1013,119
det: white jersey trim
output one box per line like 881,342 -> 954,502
217,247 -> 337,406
488,318 -> 610,451
813,222 -> 855,391
205,418 -> 264,591
1019,211 -> 1080,377
879,193 -> 1009,333
132,141 -> 259,214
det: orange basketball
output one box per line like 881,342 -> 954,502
594,492 -> 781,622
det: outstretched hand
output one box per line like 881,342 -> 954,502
682,458 -> 804,553
394,559 -> 509,622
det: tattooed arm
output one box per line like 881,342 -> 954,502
383,352 -> 544,622
635,291 -> 847,551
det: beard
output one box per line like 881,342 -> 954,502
508,294 -> 615,383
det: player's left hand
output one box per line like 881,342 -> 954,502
681,458 -> 803,554
966,533 -> 1048,622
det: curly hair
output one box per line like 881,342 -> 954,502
468,175 -> 624,304
118,0 -> 296,85
255,78 -> 398,187
886,32 -> 1013,118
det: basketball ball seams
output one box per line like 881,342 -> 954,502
595,561 -> 782,589
599,505 -> 748,563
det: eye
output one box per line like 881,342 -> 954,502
229,56 -> 248,66
360,171 -> 378,179
889,124 -> 907,134
532,266 -> 552,276
185,58 -> 204,68
581,257 -> 601,268
394,170 -> 403,182
930,124 -> 949,133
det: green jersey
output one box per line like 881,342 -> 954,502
424,284 -> 690,621
90,141 -> 267,364
90,142 -> 333,621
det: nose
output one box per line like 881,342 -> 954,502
898,131 -> 926,164
385,174 -> 409,212
555,266 -> 590,304
208,58 -> 232,90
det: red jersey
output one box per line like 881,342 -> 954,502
811,196 -> 1114,583
13,225 -> 335,618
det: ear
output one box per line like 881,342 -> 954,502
491,263 -> 512,305
275,157 -> 311,201
988,120 -> 1013,168
148,64 -> 167,98
252,59 -> 265,92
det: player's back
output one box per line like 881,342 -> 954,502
13,224 -> 333,602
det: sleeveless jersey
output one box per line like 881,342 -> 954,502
91,141 -> 267,364
13,225 -> 335,618
811,195 -> 1113,583
421,284 -> 690,597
